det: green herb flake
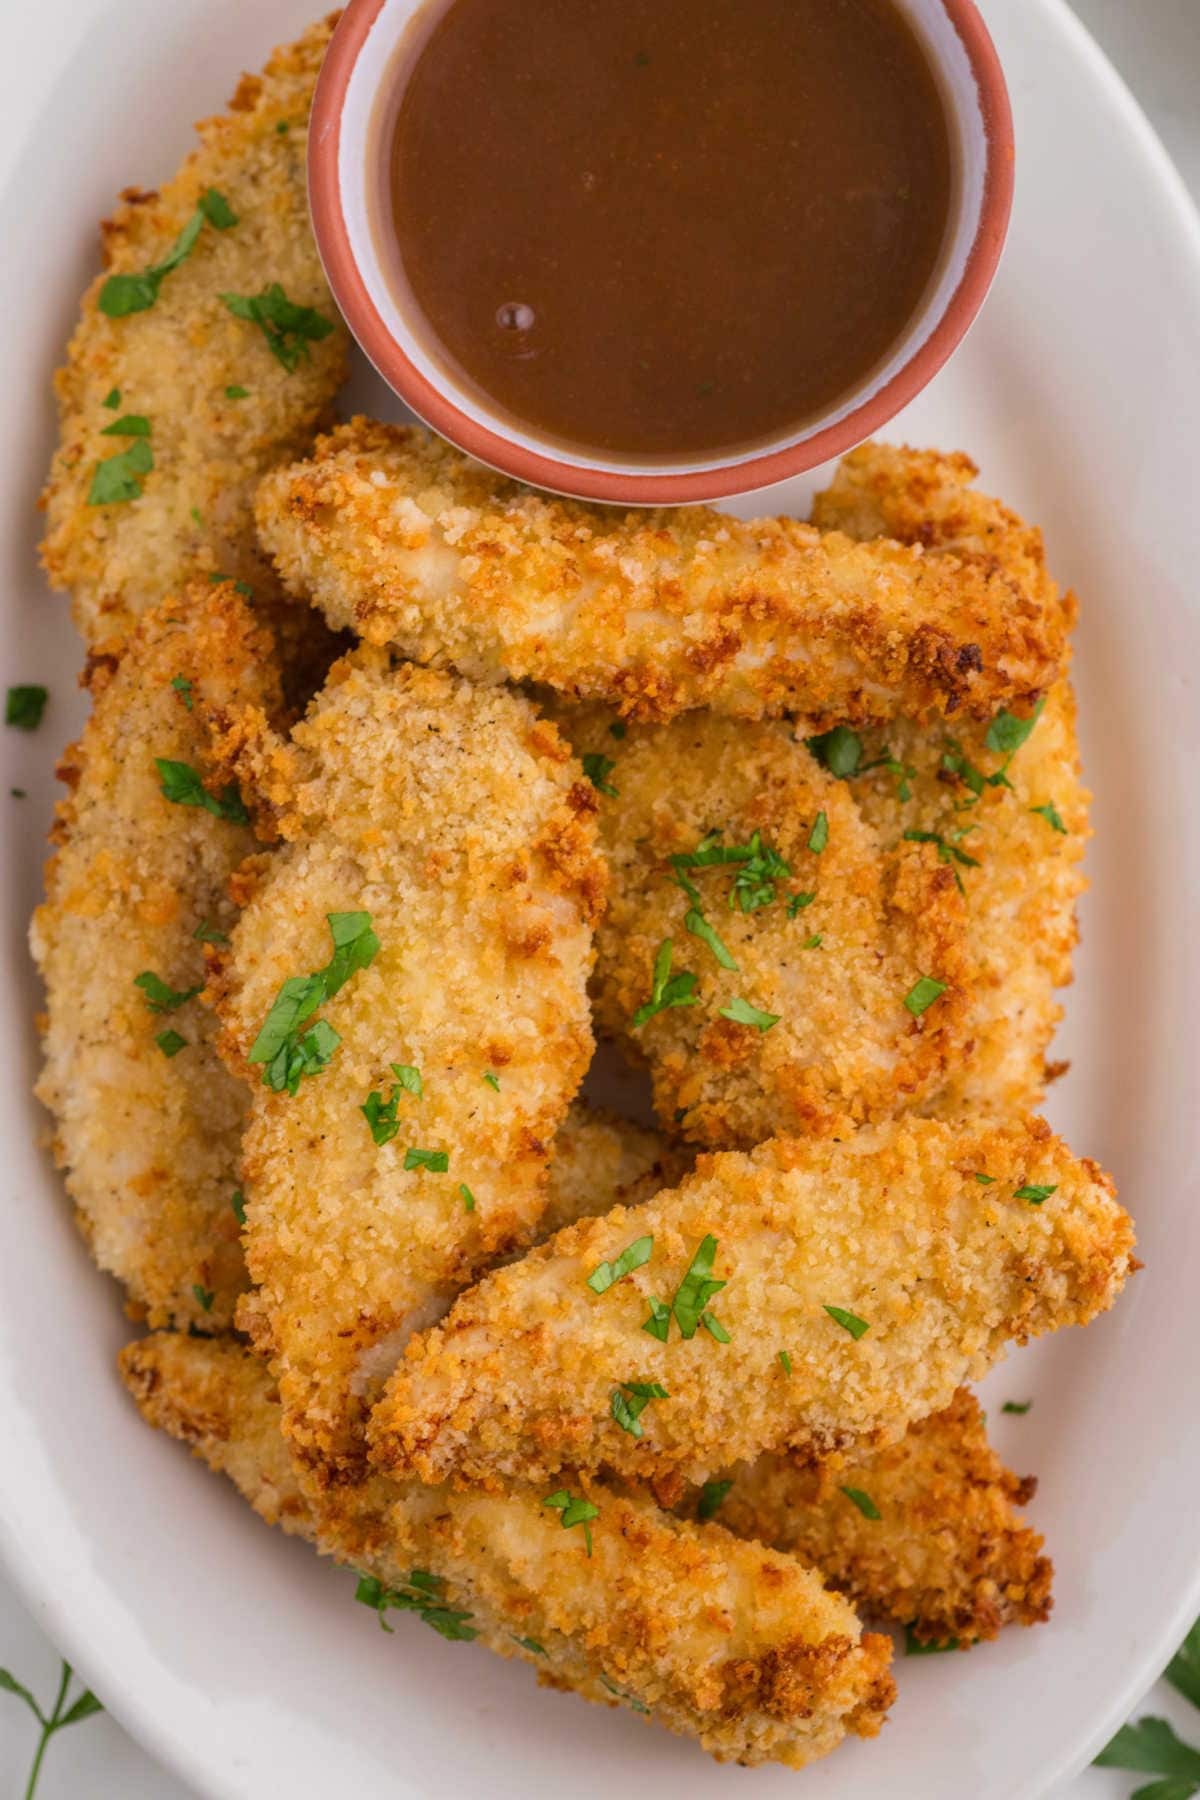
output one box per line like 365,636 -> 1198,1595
404,1147 -> 449,1173
87,436 -> 155,505
1001,1400 -> 1031,1415
668,829 -> 790,915
192,1283 -> 214,1312
134,970 -> 201,1014
599,1673 -> 649,1713
718,995 -> 780,1032
610,1379 -> 669,1438
354,1569 -> 477,1641
1030,802 -> 1067,834
5,686 -> 48,731
701,1311 -> 731,1343
670,1234 -> 727,1340
642,1296 -> 671,1341
587,1234 -> 653,1294
581,752 -> 619,797
823,1304 -> 870,1340
903,975 -> 946,1017
199,187 -> 238,228
986,699 -> 1045,759
631,938 -> 699,1028
807,810 -> 829,854
609,721 -> 627,740
685,907 -> 738,970
840,1486 -> 881,1520
171,674 -> 194,710
248,912 -> 377,1094
99,413 -> 151,438
231,1189 -> 246,1225
102,387 -> 121,409
220,283 -> 335,372
803,933 -> 822,950
511,1635 -> 546,1655
806,725 -> 862,778
974,1172 -> 996,1185
155,757 -> 248,823
155,1028 -> 187,1058
459,1183 -> 476,1213
903,827 -> 981,892
482,1072 -> 500,1091
361,1088 -> 401,1147
542,1489 -> 599,1556
193,917 -> 230,946
787,891 -> 815,916
1015,1182 -> 1057,1204
778,1350 -> 792,1375
905,1627 -> 960,1655
697,1478 -> 733,1521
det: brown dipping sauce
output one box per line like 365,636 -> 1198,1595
383,0 -> 952,461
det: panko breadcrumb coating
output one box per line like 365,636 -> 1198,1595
689,1388 -> 1052,1647
555,703 -> 973,1146
120,1332 -> 895,1769
209,650 -> 603,1486
812,445 -> 1088,1114
30,585 -> 281,1329
40,15 -> 348,649
254,419 -> 1069,725
539,1101 -> 691,1239
371,1116 -> 1131,1500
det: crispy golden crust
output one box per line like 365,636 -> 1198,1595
254,419 -> 1068,725
371,1116 -> 1131,1499
40,15 -> 348,649
553,703 -> 974,1146
120,1332 -> 894,1768
210,651 -> 603,1485
29,586 -> 281,1329
540,1101 -> 691,1239
692,1389 -> 1052,1646
813,445 -> 1089,1114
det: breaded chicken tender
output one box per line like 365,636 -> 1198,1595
254,419 -> 1069,726
40,16 -> 348,649
30,586 -> 281,1329
556,704 -> 973,1146
689,1388 -> 1052,1647
121,1333 -> 895,1769
540,1101 -> 691,1238
371,1117 -> 1131,1500
813,446 -> 1088,1114
209,650 -> 603,1485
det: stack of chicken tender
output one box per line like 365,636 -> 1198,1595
31,15 -> 1133,1773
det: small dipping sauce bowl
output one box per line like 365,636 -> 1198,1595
310,0 -> 1013,503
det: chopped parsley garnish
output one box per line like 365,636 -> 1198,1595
1031,802 -> 1067,833
206,571 -> 255,598
155,1029 -> 187,1058
669,829 -> 790,914
840,1486 -> 881,1520
609,721 -> 627,740
719,995 -> 779,1032
482,1072 -> 500,1091
99,413 -> 151,437
220,283 -> 335,371
905,1628 -> 960,1655
587,1234 -> 652,1294
599,1674 -> 649,1714
986,699 -> 1045,759
192,1283 -> 214,1312
903,827 -> 981,893
231,1189 -> 246,1225
404,1147 -> 449,1173
247,911 -> 379,1094
778,1350 -> 792,1375
98,188 -> 238,317
134,970 -> 201,1013
646,1233 -> 728,1342
171,674 -> 194,709
631,938 -> 698,1028
393,1064 -> 422,1096
87,437 -> 154,505
807,810 -> 828,854
102,387 -> 121,408
155,757 -> 248,823
362,1063 -> 424,1142
697,1478 -> 732,1521
511,1635 -> 546,1656
542,1489 -> 599,1555
459,1183 -> 476,1212
1015,1182 -> 1057,1204
823,1304 -> 870,1340
6,686 -> 48,731
225,384 -> 249,399
685,907 -> 737,970
803,933 -> 822,950
974,1171 -> 996,1185
903,975 -> 946,1017
1002,1400 -> 1032,1415
806,725 -> 862,778
940,740 -> 988,799
610,1380 -> 669,1438
354,1569 -> 477,1641
193,917 -> 229,946
581,752 -> 618,797
787,891 -> 815,916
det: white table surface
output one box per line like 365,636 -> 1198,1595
3,0 -> 1198,1793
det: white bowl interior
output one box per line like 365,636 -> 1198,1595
336,0 -> 990,476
